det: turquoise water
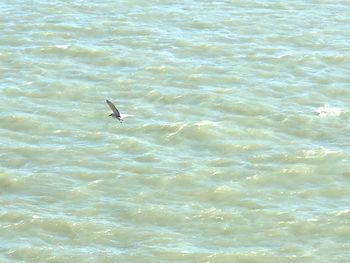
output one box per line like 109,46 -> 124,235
1,1 -> 350,262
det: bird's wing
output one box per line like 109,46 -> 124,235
106,99 -> 120,117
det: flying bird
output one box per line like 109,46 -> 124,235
106,99 -> 122,122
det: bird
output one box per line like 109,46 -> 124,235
106,99 -> 122,122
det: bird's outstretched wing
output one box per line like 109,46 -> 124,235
106,99 -> 120,117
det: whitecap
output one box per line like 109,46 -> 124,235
315,104 -> 341,117
55,44 -> 70,49
120,113 -> 134,119
166,123 -> 187,138
194,120 -> 218,126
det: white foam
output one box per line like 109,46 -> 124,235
194,120 -> 218,126
335,209 -> 350,217
120,113 -> 134,119
166,123 -> 187,138
315,104 -> 341,117
55,44 -> 70,49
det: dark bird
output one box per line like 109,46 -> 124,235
106,99 -> 122,122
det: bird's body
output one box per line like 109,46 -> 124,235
106,99 -> 122,122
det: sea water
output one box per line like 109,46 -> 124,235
1,1 -> 350,262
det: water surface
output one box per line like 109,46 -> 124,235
1,1 -> 350,262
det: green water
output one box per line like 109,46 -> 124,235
1,1 -> 350,262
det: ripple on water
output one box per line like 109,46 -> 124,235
0,172 -> 24,192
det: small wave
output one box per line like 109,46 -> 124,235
194,120 -> 219,127
120,113 -> 134,119
166,122 -> 187,138
301,147 -> 341,159
334,209 -> 350,217
54,44 -> 70,49
315,104 -> 341,117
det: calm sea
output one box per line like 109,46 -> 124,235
1,1 -> 350,262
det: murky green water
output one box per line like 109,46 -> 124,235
1,1 -> 350,262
